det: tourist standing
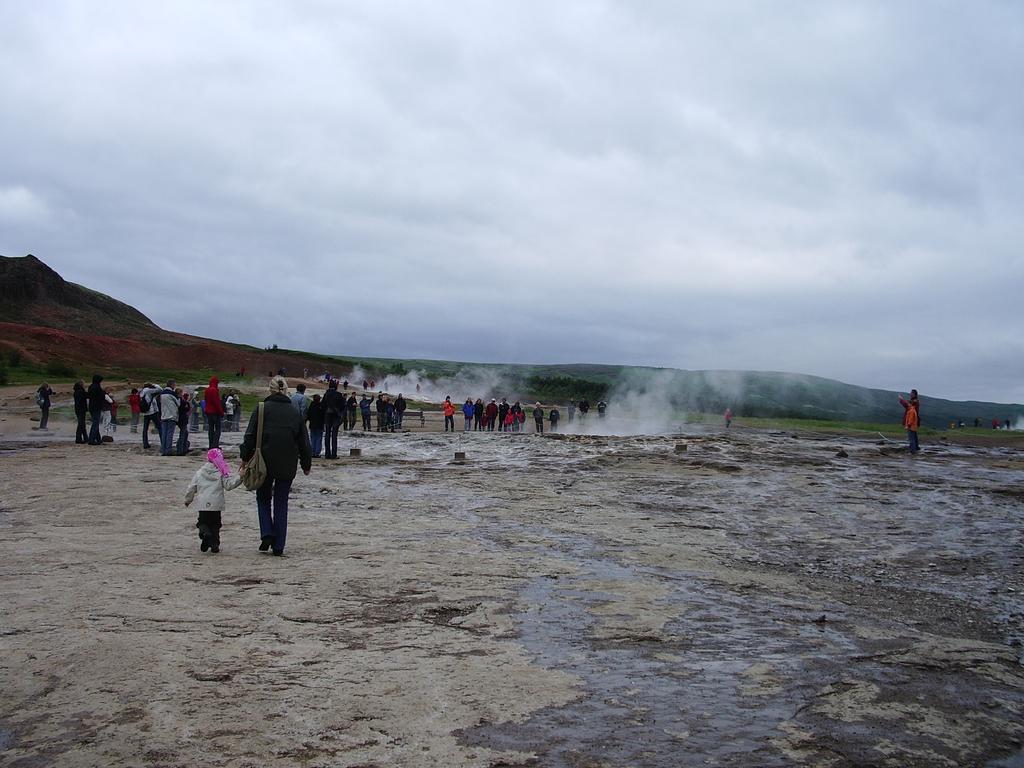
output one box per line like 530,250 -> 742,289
128,388 -> 141,432
568,400 -> 576,423
904,399 -> 920,454
443,397 -> 456,432
139,382 -> 162,448
533,403 -> 545,433
485,399 -> 498,431
359,393 -> 374,431
473,398 -> 484,431
176,389 -> 191,455
497,399 -> 510,432
394,393 -> 407,430
35,383 -> 53,430
462,398 -> 474,431
320,380 -> 344,459
724,408 -> 733,428
204,376 -> 225,449
306,394 -> 325,458
158,380 -> 180,456
549,407 -> 560,432
899,390 -> 921,427
290,383 -> 309,421
240,376 -> 312,556
87,374 -> 105,445
73,380 -> 88,443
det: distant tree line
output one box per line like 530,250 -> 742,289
526,375 -> 608,403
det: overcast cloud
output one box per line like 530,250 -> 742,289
1,2 -> 1022,402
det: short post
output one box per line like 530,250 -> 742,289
350,448 -> 362,457
674,443 -> 687,453
454,451 -> 466,462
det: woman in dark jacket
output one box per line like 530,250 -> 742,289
73,380 -> 88,443
240,376 -> 312,556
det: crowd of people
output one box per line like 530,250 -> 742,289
54,376 -> 244,456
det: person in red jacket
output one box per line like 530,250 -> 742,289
485,399 -> 498,431
204,376 -> 225,449
128,388 -> 141,433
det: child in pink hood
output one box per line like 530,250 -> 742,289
185,448 -> 242,553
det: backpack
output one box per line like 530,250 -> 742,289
140,391 -> 152,412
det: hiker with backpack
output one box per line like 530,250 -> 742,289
139,382 -> 162,449
35,383 -> 53,430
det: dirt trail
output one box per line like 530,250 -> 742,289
1,422 -> 1023,766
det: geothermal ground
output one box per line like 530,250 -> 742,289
1,409 -> 1023,766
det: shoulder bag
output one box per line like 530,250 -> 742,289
241,402 -> 268,491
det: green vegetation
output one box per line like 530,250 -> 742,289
526,374 -> 608,403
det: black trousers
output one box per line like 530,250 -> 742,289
75,412 -> 88,443
196,510 -> 222,545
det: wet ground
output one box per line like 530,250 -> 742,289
1,424 -> 1023,766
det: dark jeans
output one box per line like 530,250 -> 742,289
256,476 -> 293,553
394,411 -> 404,429
324,415 -> 341,458
207,413 -> 222,449
142,413 -> 161,448
908,430 -> 919,453
176,424 -> 190,455
160,420 -> 176,455
196,510 -> 222,548
310,428 -> 324,457
362,412 -> 371,430
39,406 -> 50,429
88,408 -> 103,444
444,415 -> 454,431
535,419 -> 544,433
75,411 -> 88,443
348,409 -> 358,430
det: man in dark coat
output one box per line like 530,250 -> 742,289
320,380 -> 344,459
87,374 -> 105,445
240,377 -> 312,556
73,380 -> 88,443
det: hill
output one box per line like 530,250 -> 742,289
0,254 -> 350,376
1,254 -> 1021,428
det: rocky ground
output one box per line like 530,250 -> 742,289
1,408 -> 1023,767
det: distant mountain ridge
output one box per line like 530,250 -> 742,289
0,254 -> 1020,428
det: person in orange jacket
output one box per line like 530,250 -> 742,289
904,401 -> 920,454
442,396 -> 456,432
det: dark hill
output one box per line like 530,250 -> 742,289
0,254 -> 158,338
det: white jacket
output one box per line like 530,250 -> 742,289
185,463 -> 243,511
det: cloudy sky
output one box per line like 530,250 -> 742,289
1,2 -> 1022,402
